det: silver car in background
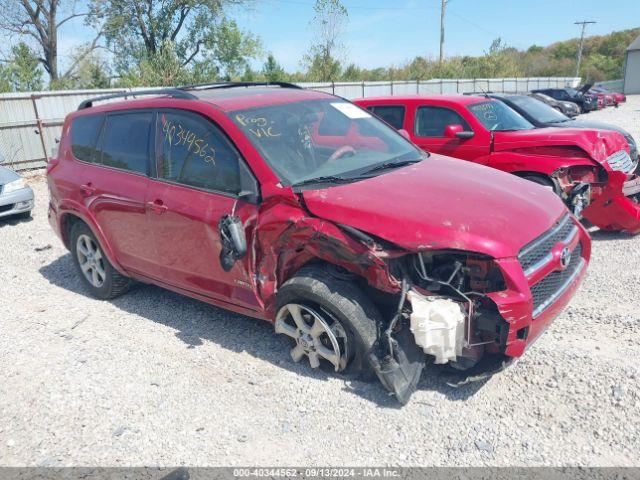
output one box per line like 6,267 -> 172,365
0,154 -> 34,220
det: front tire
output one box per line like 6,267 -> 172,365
274,265 -> 382,379
70,222 -> 131,299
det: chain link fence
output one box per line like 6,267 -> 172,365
0,77 -> 580,172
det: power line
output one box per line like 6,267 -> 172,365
574,20 -> 596,77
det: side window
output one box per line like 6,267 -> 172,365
156,111 -> 241,195
71,114 -> 104,163
100,112 -> 152,174
415,106 -> 471,137
368,106 -> 405,130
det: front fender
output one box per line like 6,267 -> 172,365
251,198 -> 401,318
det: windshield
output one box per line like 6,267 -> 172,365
467,100 -> 534,131
510,95 -> 569,123
232,99 -> 422,186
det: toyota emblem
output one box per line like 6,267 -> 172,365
560,247 -> 572,269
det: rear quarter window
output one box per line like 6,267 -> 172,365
71,114 -> 104,163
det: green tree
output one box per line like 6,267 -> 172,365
262,54 -> 286,81
210,18 -> 261,80
116,40 -> 192,87
6,42 -> 43,91
51,46 -> 111,89
240,65 -> 257,81
341,63 -> 362,81
303,0 -> 347,81
0,0 -> 101,84
0,64 -> 11,92
95,0 -> 260,80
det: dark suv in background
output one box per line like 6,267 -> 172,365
532,87 -> 597,113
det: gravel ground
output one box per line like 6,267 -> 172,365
1,97 -> 640,467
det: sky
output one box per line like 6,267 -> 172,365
29,0 -> 640,72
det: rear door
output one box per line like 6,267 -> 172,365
144,109 -> 260,309
77,110 -> 154,272
411,105 -> 484,160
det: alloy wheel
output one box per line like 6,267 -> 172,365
76,234 -> 106,288
275,303 -> 350,372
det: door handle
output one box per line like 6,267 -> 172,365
80,183 -> 95,197
147,199 -> 168,214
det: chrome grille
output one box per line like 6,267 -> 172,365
518,215 -> 574,274
606,150 -> 635,174
530,243 -> 584,317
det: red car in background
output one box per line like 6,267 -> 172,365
589,88 -> 616,107
355,95 -> 640,234
590,86 -> 626,105
47,84 -> 590,403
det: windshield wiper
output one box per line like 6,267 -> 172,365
292,175 -> 355,187
357,158 -> 423,176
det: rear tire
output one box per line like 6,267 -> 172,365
275,264 -> 382,380
70,221 -> 131,299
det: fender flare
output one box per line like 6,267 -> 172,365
57,199 -> 128,276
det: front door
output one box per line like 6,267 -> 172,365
144,109 -> 260,310
412,105 -> 482,161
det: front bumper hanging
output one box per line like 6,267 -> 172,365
583,172 -> 640,234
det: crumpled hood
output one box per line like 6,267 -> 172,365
549,119 -> 637,158
302,155 -> 566,259
493,127 -> 629,164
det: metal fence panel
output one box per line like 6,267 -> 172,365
0,78 -> 580,171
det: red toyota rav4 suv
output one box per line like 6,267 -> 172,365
47,83 -> 590,403
355,95 -> 640,234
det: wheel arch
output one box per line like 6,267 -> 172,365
59,211 -> 127,275
512,171 -> 560,193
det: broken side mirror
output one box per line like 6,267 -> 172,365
219,214 -> 247,272
444,124 -> 474,140
398,129 -> 411,141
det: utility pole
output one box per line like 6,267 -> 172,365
439,0 -> 449,65
574,20 -> 596,77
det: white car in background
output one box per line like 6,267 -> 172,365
0,154 -> 34,220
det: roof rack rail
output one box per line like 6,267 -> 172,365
179,81 -> 303,92
77,88 -> 197,110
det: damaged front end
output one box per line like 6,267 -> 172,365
368,250 -> 513,404
582,168 -> 640,234
552,151 -> 640,234
368,214 -> 589,404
